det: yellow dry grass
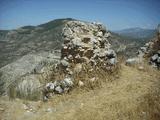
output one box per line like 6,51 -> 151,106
0,64 -> 160,120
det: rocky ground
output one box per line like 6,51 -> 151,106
0,64 -> 160,120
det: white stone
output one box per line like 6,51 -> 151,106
46,108 -> 52,112
43,96 -> 48,101
63,27 -> 73,37
151,54 -> 158,61
75,54 -> 81,59
61,59 -> 69,67
0,108 -> 4,111
78,81 -> 84,87
72,38 -> 82,47
157,57 -> 160,63
140,47 -> 147,52
89,77 -> 96,82
46,82 -> 55,91
144,43 -> 150,47
126,58 -> 138,65
109,58 -> 116,65
63,77 -> 73,87
138,66 -> 144,70
106,49 -> 116,58
55,86 -> 63,94
68,54 -> 73,60
97,31 -> 103,37
104,32 -> 110,38
23,104 -> 29,110
63,46 -> 68,49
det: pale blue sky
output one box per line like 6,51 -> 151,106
0,0 -> 160,30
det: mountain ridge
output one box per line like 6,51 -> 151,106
114,27 -> 156,39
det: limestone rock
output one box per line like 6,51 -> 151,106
138,66 -> 144,71
89,77 -> 96,82
61,59 -> 69,67
78,80 -> 84,87
45,82 -> 55,92
63,77 -> 74,87
109,58 -> 116,65
151,54 -> 158,61
54,86 -> 63,94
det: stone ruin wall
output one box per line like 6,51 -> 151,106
43,20 -> 117,100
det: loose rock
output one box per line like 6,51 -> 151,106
78,81 -> 84,87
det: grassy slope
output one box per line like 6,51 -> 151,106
0,64 -> 160,120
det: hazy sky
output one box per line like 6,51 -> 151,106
0,0 -> 160,30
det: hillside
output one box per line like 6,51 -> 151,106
0,18 -> 74,68
0,64 -> 160,120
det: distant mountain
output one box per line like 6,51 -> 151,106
114,27 -> 156,39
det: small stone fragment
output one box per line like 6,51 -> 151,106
55,86 -> 63,94
78,81 -> 84,87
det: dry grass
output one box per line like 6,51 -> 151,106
0,64 -> 160,120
